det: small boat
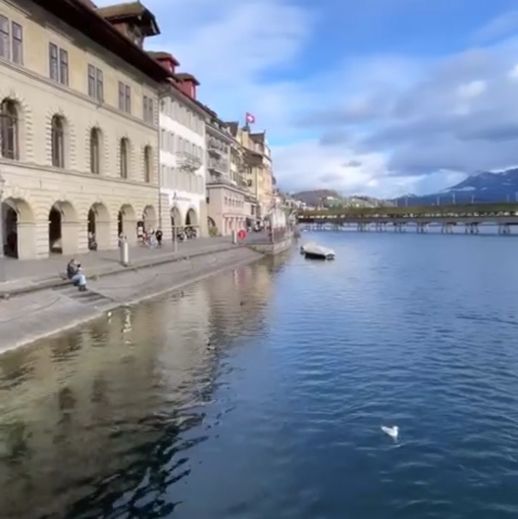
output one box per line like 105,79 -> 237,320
301,242 -> 335,260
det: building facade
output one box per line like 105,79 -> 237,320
233,125 -> 274,220
153,52 -> 208,240
0,0 -> 169,259
206,118 -> 250,236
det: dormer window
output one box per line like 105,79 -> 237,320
96,3 -> 160,49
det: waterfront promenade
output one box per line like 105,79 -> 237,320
1,237 -> 233,293
0,237 -> 264,353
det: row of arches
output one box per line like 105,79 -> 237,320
1,97 -> 154,182
1,199 -> 159,259
1,198 -> 201,259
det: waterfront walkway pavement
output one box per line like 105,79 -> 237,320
0,237 -> 235,295
0,245 -> 262,353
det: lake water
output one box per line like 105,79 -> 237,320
2,232 -> 518,518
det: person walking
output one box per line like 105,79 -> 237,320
155,229 -> 163,248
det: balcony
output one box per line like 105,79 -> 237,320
208,137 -> 227,158
176,152 -> 202,173
208,157 -> 229,176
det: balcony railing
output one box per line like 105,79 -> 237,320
208,157 -> 229,176
176,152 -> 202,173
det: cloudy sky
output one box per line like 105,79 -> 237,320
98,0 -> 518,197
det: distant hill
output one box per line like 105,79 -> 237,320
292,190 -> 392,208
398,168 -> 518,205
292,189 -> 342,207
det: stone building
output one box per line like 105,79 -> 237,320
206,117 -> 250,236
0,0 -> 170,259
230,124 -> 274,221
152,52 -> 209,241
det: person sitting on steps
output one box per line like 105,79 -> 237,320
66,259 -> 87,291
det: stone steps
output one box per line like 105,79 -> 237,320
52,284 -> 112,309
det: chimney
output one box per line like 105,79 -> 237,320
176,73 -> 200,100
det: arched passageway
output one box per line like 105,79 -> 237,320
1,198 -> 36,259
142,205 -> 157,232
185,208 -> 198,239
171,206 -> 182,240
118,204 -> 137,246
87,202 -> 111,250
48,201 -> 78,255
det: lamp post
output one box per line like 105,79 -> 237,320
0,174 -> 5,283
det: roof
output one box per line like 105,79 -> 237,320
243,148 -> 263,167
97,2 -> 159,36
226,121 -> 239,137
250,132 -> 265,144
31,0 -> 171,82
78,0 -> 97,7
175,72 -> 200,86
147,50 -> 180,66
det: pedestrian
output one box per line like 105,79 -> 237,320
155,229 -> 163,247
66,259 -> 87,291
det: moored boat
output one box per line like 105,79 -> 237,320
301,242 -> 335,260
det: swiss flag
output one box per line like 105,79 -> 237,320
246,112 -> 256,124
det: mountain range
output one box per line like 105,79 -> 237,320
293,169 -> 518,208
398,168 -> 518,205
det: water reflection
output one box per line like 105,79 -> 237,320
0,259 -> 275,518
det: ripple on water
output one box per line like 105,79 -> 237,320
2,234 -> 518,517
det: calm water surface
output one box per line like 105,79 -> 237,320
2,232 -> 518,518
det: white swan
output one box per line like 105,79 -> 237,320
381,425 -> 399,440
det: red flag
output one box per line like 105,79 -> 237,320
246,112 -> 256,124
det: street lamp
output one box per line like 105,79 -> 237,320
0,174 -> 5,283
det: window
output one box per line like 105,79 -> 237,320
90,128 -> 100,174
88,65 -> 103,102
144,146 -> 152,183
49,43 -> 68,85
160,129 -> 165,150
0,16 -> 9,60
125,84 -> 131,113
0,99 -> 18,159
49,43 -> 58,81
59,48 -> 68,85
120,138 -> 129,178
143,95 -> 154,123
12,22 -> 22,64
51,115 -> 65,168
118,82 -> 131,113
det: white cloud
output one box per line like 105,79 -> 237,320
457,80 -> 486,99
95,1 -> 518,198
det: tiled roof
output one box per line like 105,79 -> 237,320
176,72 -> 200,86
96,1 -> 159,35
96,2 -> 145,19
147,50 -> 180,66
32,0 -> 171,82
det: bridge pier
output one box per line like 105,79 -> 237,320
498,224 -> 511,235
441,223 -> 455,234
416,223 -> 428,233
465,223 -> 479,235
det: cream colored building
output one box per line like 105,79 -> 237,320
232,125 -> 274,220
152,52 -> 209,241
206,118 -> 250,236
0,0 -> 170,260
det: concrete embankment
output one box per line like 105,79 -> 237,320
0,247 -> 263,354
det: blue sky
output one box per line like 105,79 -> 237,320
98,0 -> 518,197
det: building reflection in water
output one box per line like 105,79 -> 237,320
0,257 -> 278,518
